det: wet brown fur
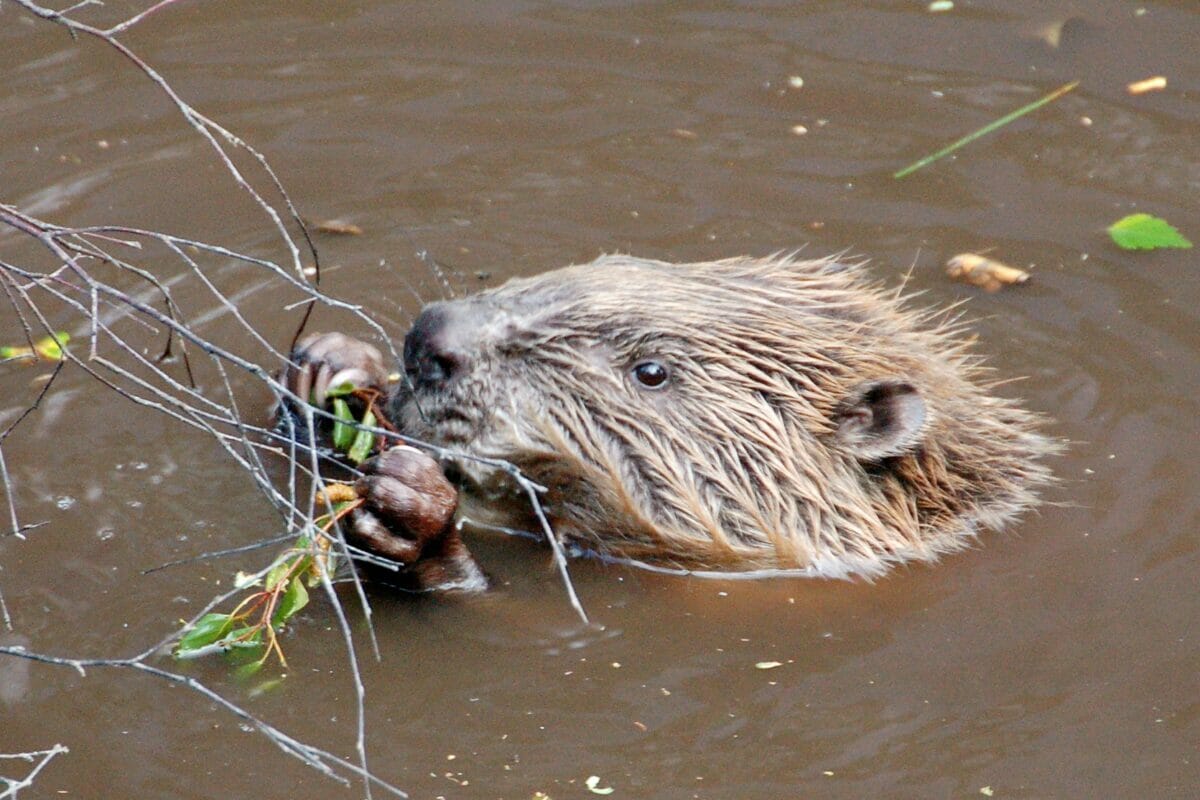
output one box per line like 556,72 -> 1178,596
394,254 -> 1057,577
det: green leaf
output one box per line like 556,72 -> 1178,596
0,332 -> 70,361
292,553 -> 314,577
331,397 -> 356,450
34,332 -> 70,360
1108,213 -> 1192,250
272,576 -> 310,628
265,555 -> 297,590
346,409 -> 376,464
224,626 -> 264,648
176,612 -> 233,655
324,381 -> 357,398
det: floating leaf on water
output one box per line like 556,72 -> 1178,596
584,776 -> 614,795
1107,213 -> 1192,250
946,253 -> 1031,292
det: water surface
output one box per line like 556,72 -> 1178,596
1,2 -> 1197,797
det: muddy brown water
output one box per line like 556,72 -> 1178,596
1,1 -> 1198,798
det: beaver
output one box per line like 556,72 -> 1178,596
283,254 -> 1055,591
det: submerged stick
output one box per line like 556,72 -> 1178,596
893,80 -> 1079,179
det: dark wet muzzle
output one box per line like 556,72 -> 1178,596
404,302 -> 472,390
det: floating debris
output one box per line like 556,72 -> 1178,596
945,253 -> 1030,292
1127,75 -> 1167,95
312,218 -> 363,235
585,775 -> 614,795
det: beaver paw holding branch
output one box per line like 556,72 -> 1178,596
279,254 -> 1057,587
281,333 -> 487,592
280,332 -> 389,421
350,447 -> 487,593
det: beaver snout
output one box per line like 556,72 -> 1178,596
404,302 -> 473,389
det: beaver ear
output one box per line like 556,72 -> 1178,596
833,379 -> 927,461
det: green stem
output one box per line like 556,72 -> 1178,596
894,80 -> 1080,179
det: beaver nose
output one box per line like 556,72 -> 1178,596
404,303 -> 471,389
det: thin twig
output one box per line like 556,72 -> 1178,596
0,3 -> 591,797
0,646 -> 409,798
0,743 -> 69,800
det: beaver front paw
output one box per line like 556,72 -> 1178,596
281,331 -> 389,409
275,332 -> 391,448
349,446 -> 487,593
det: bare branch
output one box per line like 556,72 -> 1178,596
104,0 -> 185,36
0,743 -> 69,800
0,646 -> 409,798
0,2 -> 591,796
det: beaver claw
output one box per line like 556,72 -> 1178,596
282,332 -> 389,410
349,446 -> 487,593
278,335 -> 485,592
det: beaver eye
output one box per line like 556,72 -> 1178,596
631,360 -> 670,389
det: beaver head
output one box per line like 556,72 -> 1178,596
392,254 -> 1055,577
